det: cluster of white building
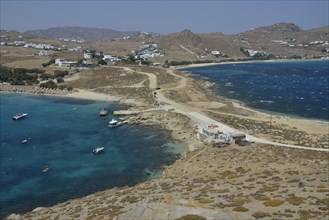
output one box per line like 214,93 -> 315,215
103,54 -> 120,62
0,40 -> 56,49
245,49 -> 267,57
82,52 -> 120,65
59,38 -> 84,43
68,46 -> 82,52
133,43 -> 164,60
271,39 -> 329,48
309,40 -> 329,45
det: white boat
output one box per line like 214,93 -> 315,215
99,108 -> 108,116
108,119 -> 122,128
22,138 -> 31,144
13,113 -> 28,120
93,147 -> 104,154
42,166 -> 49,173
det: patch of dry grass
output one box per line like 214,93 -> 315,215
233,206 -> 249,212
263,199 -> 285,207
252,211 -> 271,219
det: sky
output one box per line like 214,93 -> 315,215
1,0 -> 328,34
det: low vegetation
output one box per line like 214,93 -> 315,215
0,65 -> 42,85
0,65 -> 73,91
175,214 -> 207,220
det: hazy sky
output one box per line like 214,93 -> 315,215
1,0 -> 328,34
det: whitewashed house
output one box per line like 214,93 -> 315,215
55,59 -> 76,67
84,53 -> 92,59
103,55 -> 120,62
60,61 -> 76,68
39,50 -> 49,56
55,58 -> 65,66
211,50 -> 221,57
198,124 -> 233,147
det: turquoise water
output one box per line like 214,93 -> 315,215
184,60 -> 329,121
0,94 -> 185,218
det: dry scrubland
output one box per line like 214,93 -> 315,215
0,46 -> 47,69
13,144 -> 329,220
5,65 -> 329,220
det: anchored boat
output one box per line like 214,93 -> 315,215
93,147 -> 104,154
108,119 -> 122,128
13,113 -> 28,120
99,108 -> 108,116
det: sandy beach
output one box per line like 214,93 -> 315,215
174,58 -> 325,70
4,63 -> 329,220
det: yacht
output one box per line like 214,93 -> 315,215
13,113 -> 28,120
93,147 -> 104,154
108,119 -> 122,128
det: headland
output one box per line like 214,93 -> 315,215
3,63 -> 329,220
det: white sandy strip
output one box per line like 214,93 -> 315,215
65,89 -> 119,102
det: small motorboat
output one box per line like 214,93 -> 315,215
108,119 -> 122,128
99,108 -> 108,116
13,113 -> 28,120
21,138 -> 31,144
93,147 -> 104,154
42,166 -> 49,173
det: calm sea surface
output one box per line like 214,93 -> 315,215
0,94 -> 185,218
183,60 -> 329,121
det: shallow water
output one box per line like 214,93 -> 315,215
0,94 -> 185,218
184,60 -> 329,121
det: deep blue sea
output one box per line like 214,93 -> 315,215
0,94 -> 185,219
183,60 -> 329,121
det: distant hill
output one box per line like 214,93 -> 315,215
2,23 -> 328,62
249,22 -> 303,33
154,23 -> 329,61
24,26 -> 139,41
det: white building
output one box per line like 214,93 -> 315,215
60,61 -> 76,68
199,124 -> 233,146
246,49 -> 266,57
103,55 -> 120,62
39,50 -> 49,56
84,53 -> 92,59
14,41 -> 26,46
55,59 -> 76,67
211,51 -> 221,57
55,59 -> 65,66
